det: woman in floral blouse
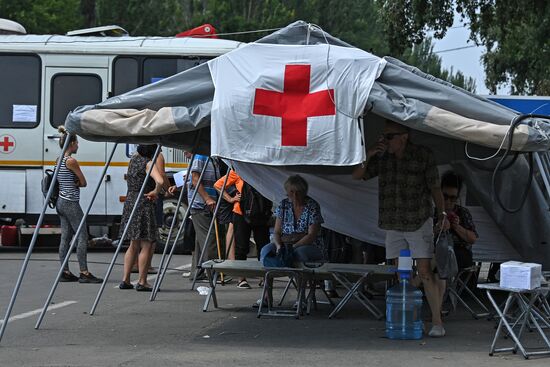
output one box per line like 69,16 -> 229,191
260,174 -> 325,263
439,171 -> 478,269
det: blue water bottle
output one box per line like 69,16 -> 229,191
385,249 -> 423,339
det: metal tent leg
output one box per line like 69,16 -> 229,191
152,156 -> 210,298
0,135 -> 72,343
89,145 -> 161,315
190,165 -> 232,290
149,153 -> 196,301
34,143 -> 118,329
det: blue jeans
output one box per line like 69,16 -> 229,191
260,243 -> 323,263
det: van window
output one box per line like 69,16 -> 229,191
50,74 -> 102,128
143,58 -> 205,85
0,54 -> 41,128
113,57 -> 139,96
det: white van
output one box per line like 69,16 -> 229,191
0,26 -> 242,239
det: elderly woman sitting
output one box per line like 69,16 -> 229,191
260,174 -> 325,264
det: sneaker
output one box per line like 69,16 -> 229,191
217,276 -> 232,284
182,271 -> 191,278
252,298 -> 263,308
190,269 -> 207,282
119,281 -> 134,290
428,324 -> 446,337
79,272 -> 103,284
237,280 -> 251,289
60,271 -> 79,282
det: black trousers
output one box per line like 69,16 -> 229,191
233,213 -> 270,260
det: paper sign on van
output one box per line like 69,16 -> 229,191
13,105 -> 37,122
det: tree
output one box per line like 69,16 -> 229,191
0,0 -> 83,34
401,38 -> 476,92
379,0 -> 550,95
0,0 -> 475,91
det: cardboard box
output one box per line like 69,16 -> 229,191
500,261 -> 542,290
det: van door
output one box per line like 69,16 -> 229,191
0,53 -> 43,216
43,67 -> 108,217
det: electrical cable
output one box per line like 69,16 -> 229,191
491,113 -> 549,213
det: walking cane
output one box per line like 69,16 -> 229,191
213,219 -> 225,284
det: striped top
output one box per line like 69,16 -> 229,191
57,156 -> 80,201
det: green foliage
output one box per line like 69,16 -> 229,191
0,0 -> 474,91
401,38 -> 477,92
0,0 -> 83,34
380,0 -> 550,95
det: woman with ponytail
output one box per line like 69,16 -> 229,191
56,126 -> 102,283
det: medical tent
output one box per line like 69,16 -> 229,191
65,21 -> 550,267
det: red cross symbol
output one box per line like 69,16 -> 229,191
253,64 -> 335,146
0,135 -> 15,153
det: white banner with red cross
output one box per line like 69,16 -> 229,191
208,43 -> 386,166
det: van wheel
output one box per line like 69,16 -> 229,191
155,198 -> 188,255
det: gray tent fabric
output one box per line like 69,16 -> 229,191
64,20 -> 550,267
228,159 -> 522,263
65,20 -> 550,152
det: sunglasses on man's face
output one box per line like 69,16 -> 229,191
382,132 -> 406,141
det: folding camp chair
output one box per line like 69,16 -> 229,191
446,265 -> 490,319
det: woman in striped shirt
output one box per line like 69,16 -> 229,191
56,126 -> 102,284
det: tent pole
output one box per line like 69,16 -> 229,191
150,156 -> 209,300
89,145 -> 161,315
153,153 -> 195,277
190,164 -> 232,290
534,153 -> 550,206
34,143 -> 118,330
149,154 -> 197,301
0,135 -> 72,343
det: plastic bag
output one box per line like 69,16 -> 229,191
435,231 -> 458,279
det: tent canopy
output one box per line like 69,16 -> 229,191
65,21 -> 550,268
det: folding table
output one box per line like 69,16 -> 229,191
478,283 -> 550,359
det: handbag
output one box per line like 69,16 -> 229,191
435,231 -> 458,279
262,245 -> 294,268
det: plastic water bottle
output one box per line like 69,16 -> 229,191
386,249 -> 423,339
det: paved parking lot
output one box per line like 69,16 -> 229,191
0,251 -> 547,367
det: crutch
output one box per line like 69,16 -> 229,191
0,135 -> 71,343
190,165 -> 232,290
151,156 -> 210,300
35,143 -> 118,329
148,153 -> 196,301
89,145 -> 161,315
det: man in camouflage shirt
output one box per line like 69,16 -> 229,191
353,119 -> 447,337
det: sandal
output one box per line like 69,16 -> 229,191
119,281 -> 134,290
136,283 -> 153,292
237,280 -> 251,289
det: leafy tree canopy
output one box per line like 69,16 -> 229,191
0,0 -> 475,92
380,0 -> 550,95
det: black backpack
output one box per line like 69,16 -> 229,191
240,182 -> 272,226
41,169 -> 59,209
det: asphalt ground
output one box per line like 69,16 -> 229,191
0,251 -> 548,367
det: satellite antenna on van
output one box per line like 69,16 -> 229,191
66,25 -> 128,37
0,19 -> 26,35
